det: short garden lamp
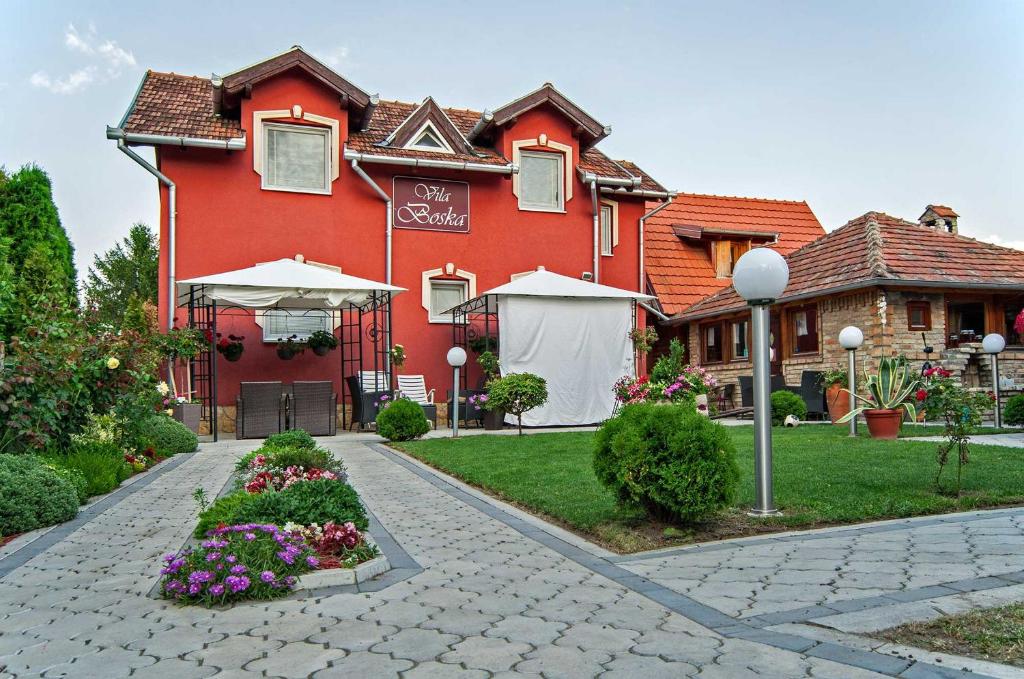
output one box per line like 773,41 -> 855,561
447,346 -> 468,438
839,326 -> 865,438
733,247 -> 789,517
983,333 -> 1006,429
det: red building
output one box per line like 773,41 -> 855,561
108,47 -> 669,429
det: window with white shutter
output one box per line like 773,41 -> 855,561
262,310 -> 331,341
428,280 -> 468,323
518,151 -> 563,211
263,123 -> 331,194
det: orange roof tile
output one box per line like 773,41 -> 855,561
680,211 -> 1024,320
644,193 -> 825,315
122,71 -> 244,140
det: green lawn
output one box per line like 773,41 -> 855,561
897,425 -> 1023,438
880,603 -> 1024,667
392,425 -> 1024,552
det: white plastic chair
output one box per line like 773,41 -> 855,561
396,375 -> 435,405
358,371 -> 389,393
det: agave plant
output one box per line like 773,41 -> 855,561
837,356 -> 921,423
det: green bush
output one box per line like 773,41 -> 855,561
1004,394 -> 1024,426
486,373 -> 548,435
593,403 -> 740,523
144,415 -> 198,456
195,479 -> 368,538
650,338 -> 687,384
45,463 -> 89,504
376,398 -> 430,441
771,390 -> 807,425
0,454 -> 79,534
235,443 -> 340,473
47,440 -> 130,497
264,429 -> 316,450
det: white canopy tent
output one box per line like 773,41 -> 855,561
175,257 -> 405,308
463,268 -> 654,427
175,257 -> 405,441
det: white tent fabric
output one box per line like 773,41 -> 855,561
176,259 -> 405,309
483,268 -> 651,427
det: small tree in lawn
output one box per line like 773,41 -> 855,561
486,373 -> 547,435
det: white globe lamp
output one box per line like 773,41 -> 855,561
983,334 -> 1005,427
447,346 -> 468,437
446,346 -> 467,367
839,326 -> 864,437
983,333 -> 1006,355
733,248 -> 790,304
839,326 -> 864,351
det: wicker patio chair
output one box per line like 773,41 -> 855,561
345,375 -> 389,431
396,375 -> 437,429
290,381 -> 337,436
792,370 -> 826,420
447,388 -> 486,428
236,382 -> 286,439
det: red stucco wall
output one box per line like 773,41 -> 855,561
156,70 -> 648,405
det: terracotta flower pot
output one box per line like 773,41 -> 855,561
864,409 -> 904,439
826,383 -> 851,425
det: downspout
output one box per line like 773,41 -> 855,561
116,139 -> 176,329
350,157 -> 393,284
589,178 -> 600,284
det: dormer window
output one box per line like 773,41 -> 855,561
262,123 -> 331,195
406,122 -> 455,154
710,240 -> 751,278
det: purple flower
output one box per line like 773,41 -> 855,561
244,532 -> 256,541
209,584 -> 225,596
188,570 -> 215,584
260,570 -> 276,583
188,583 -> 203,595
229,564 -> 247,575
225,575 -> 250,593
277,551 -> 295,565
225,554 -> 238,563
205,552 -> 221,562
306,556 -> 319,568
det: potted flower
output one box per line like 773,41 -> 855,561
307,330 -> 338,357
819,367 -> 850,424
390,344 -> 406,370
838,356 -> 920,439
171,395 -> 202,433
476,351 -> 504,429
276,335 -> 305,360
216,334 -> 245,362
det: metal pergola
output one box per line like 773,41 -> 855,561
450,294 -> 499,389
183,284 -> 394,440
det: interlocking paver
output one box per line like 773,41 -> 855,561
0,437 -> 1019,678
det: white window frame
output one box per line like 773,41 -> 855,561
261,309 -> 332,342
261,122 -> 332,195
427,279 -> 469,323
600,204 -> 614,256
517,150 -> 565,212
405,121 -> 455,154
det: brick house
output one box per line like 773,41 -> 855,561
642,192 -> 826,358
107,47 -> 670,431
672,209 -> 1024,402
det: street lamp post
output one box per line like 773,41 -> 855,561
983,333 -> 1006,429
447,347 -> 468,438
839,326 -> 865,437
732,248 -> 790,517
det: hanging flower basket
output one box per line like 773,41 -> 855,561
216,335 -> 245,362
276,335 -> 305,361
307,330 -> 338,357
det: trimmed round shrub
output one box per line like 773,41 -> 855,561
771,390 -> 807,426
48,464 -> 89,504
195,479 -> 368,537
264,429 -> 316,450
0,454 -> 79,535
145,415 -> 198,456
1004,394 -> 1024,426
593,403 -> 740,523
376,398 -> 430,441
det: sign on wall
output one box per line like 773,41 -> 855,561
392,176 -> 470,233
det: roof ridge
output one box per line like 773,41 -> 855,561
674,191 -> 808,205
864,216 -> 891,278
148,70 -> 210,81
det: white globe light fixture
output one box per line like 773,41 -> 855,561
733,248 -> 789,517
839,326 -> 864,437
447,347 -> 468,437
983,333 -> 1005,428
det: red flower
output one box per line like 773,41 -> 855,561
915,389 -> 928,402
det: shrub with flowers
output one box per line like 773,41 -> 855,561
614,366 -> 718,408
237,449 -> 342,494
917,365 -> 995,495
468,393 -> 489,412
160,523 -> 317,605
284,520 -> 380,569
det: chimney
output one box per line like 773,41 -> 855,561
919,205 -> 959,234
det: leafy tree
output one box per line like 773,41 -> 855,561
486,373 -> 548,435
0,165 -> 77,339
85,223 -> 158,326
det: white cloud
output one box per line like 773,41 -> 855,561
31,23 -> 136,94
319,46 -> 350,69
977,234 -> 1024,251
29,66 -> 97,94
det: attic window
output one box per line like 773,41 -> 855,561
406,123 -> 454,154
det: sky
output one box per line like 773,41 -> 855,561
1,1 -> 1022,280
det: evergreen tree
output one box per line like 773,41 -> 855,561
0,165 -> 78,339
85,223 -> 159,326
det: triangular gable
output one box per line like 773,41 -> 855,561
384,97 -> 472,154
482,83 -> 610,148
220,46 -> 372,112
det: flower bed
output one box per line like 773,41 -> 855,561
173,432 -> 383,605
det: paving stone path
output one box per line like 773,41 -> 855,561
1,437 -> 1022,678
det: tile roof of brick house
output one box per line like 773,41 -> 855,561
115,47 -> 665,193
644,193 -> 825,315
679,211 -> 1024,321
